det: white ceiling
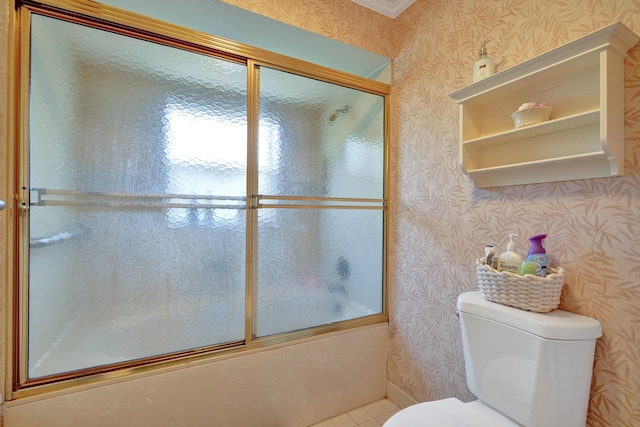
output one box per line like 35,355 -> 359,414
351,0 -> 415,18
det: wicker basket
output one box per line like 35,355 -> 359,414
475,259 -> 565,313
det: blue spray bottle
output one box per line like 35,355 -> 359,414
526,234 -> 547,277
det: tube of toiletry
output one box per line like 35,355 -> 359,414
484,244 -> 497,269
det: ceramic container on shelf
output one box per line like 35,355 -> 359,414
511,105 -> 553,128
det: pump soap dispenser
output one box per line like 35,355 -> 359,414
472,39 -> 495,82
498,233 -> 523,274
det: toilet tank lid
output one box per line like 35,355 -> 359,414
457,291 -> 602,340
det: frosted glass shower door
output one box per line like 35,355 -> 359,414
254,66 -> 385,337
27,15 -> 248,378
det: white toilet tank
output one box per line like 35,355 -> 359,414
457,291 -> 602,427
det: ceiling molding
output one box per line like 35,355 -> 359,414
351,0 -> 415,19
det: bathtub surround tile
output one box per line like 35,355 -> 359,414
4,325 -> 388,427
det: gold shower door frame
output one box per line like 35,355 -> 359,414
5,0 -> 391,399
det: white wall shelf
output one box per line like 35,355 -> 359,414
449,22 -> 640,188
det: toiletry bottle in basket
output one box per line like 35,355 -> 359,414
498,233 -> 523,274
525,234 -> 548,277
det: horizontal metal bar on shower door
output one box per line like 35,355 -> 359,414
257,204 -> 385,210
254,194 -> 386,210
29,188 -> 247,210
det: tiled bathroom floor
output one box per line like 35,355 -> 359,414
310,399 -> 400,427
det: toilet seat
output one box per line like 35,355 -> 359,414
383,398 -> 518,427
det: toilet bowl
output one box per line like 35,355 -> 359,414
383,291 -> 602,427
384,398 -> 517,426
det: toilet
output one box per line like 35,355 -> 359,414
384,291 -> 602,427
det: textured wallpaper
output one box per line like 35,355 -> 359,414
390,2 -> 640,426
218,0 -> 394,58
229,0 -> 639,425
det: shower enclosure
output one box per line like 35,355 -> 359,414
19,7 -> 387,387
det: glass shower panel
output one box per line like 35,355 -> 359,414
254,66 -> 385,337
258,67 -> 385,199
255,208 -> 383,337
27,14 -> 247,378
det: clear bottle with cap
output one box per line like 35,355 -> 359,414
473,39 -> 495,82
497,233 -> 523,274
